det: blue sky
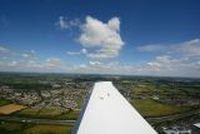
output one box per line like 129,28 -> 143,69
0,0 -> 200,77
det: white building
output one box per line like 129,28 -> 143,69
192,123 -> 200,134
163,126 -> 191,134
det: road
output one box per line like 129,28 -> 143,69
146,109 -> 200,123
0,116 -> 76,125
0,109 -> 199,126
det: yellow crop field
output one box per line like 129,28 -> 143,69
0,104 -> 27,115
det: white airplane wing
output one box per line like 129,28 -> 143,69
72,81 -> 157,134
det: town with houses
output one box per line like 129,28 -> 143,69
0,73 -> 199,134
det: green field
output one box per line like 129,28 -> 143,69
15,108 -> 65,119
132,99 -> 190,117
57,110 -> 80,120
15,108 -> 79,120
23,124 -> 72,134
0,122 -> 73,134
0,99 -> 10,106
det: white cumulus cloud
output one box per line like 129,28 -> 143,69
79,16 -> 124,59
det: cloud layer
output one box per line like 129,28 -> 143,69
1,15 -> 200,77
173,38 -> 200,56
55,16 -> 80,30
0,46 -> 69,73
1,38 -> 200,77
137,44 -> 166,53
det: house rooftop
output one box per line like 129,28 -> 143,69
193,123 -> 200,129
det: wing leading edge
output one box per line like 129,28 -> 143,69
73,81 -> 157,134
